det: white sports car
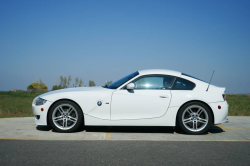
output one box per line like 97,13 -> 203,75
32,69 -> 228,135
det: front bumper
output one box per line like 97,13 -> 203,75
32,100 -> 53,125
209,101 -> 229,124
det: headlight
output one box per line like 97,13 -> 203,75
34,97 -> 47,106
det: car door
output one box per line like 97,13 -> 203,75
111,75 -> 175,120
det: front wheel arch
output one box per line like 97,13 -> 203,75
175,100 -> 214,127
47,99 -> 84,127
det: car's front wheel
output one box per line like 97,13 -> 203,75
48,100 -> 83,133
177,102 -> 212,135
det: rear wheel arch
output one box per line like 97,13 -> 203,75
175,100 -> 214,126
47,99 -> 84,126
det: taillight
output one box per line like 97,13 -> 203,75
222,94 -> 226,101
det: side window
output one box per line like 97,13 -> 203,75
172,77 -> 195,90
132,75 -> 175,90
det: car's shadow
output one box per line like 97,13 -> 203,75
36,125 -> 225,135
207,125 -> 225,134
85,126 -> 175,133
174,125 -> 225,135
36,125 -> 52,131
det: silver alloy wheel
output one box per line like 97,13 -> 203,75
52,104 -> 78,130
182,105 -> 209,132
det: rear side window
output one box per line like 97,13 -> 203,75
172,77 -> 195,90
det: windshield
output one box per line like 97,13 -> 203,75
108,71 -> 139,89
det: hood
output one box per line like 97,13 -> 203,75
39,86 -> 111,100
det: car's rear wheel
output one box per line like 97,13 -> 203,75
48,100 -> 83,133
177,102 -> 212,135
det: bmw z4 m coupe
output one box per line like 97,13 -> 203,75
32,69 -> 228,135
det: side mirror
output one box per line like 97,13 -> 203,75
126,83 -> 135,90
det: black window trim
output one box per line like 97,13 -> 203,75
181,73 -> 207,83
121,74 -> 176,90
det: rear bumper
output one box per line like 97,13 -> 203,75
209,101 -> 229,124
219,118 -> 229,124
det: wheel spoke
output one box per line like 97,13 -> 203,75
188,108 -> 194,115
58,107 -> 64,115
68,116 -> 77,123
53,116 -> 63,121
185,120 -> 192,124
62,119 -> 65,128
183,117 -> 192,124
198,118 -> 208,123
197,108 -> 203,117
65,119 -> 68,128
67,107 -> 73,114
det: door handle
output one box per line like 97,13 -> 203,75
159,95 -> 169,98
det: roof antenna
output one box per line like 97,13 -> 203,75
206,70 -> 215,91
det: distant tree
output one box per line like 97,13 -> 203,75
27,81 -> 48,91
89,80 -> 96,87
62,76 -> 67,88
27,84 -> 34,90
52,85 -> 58,91
40,83 -> 48,90
79,78 -> 83,87
59,76 -> 63,86
52,75 -> 83,90
35,79 -> 40,89
29,82 -> 40,89
67,75 -> 72,88
75,77 -> 79,87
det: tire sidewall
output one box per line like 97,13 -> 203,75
177,102 -> 212,135
48,100 -> 83,133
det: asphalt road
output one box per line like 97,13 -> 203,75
1,117 -> 250,165
1,140 -> 250,165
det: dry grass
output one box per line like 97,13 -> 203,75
0,92 -> 249,118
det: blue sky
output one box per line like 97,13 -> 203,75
0,0 -> 249,93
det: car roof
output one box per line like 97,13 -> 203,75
138,69 -> 182,77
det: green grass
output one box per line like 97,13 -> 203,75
0,91 -> 45,118
0,91 -> 249,118
226,94 -> 250,116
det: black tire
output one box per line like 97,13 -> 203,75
48,100 -> 83,133
177,102 -> 212,135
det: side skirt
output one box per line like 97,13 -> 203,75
84,107 -> 179,126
